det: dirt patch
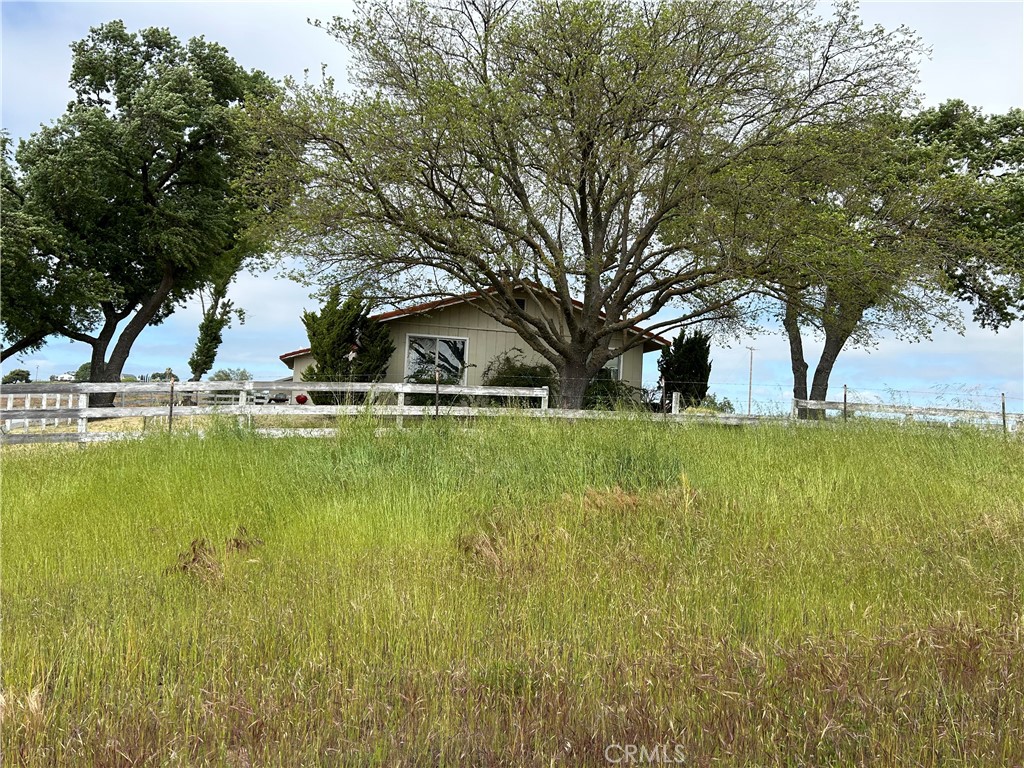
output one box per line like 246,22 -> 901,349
166,538 -> 223,582
167,528 -> 265,582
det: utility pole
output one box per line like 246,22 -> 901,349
746,346 -> 756,416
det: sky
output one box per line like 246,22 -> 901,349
2,0 -> 1022,414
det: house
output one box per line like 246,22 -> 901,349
279,288 -> 670,390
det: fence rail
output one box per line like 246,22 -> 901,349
793,396 -> 1020,431
1,381 -> 1019,446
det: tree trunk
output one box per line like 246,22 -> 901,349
77,266 -> 177,407
782,301 -> 813,419
807,293 -> 866,408
808,329 -> 851,403
84,319 -> 126,407
557,358 -> 591,409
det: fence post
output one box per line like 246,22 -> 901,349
434,368 -> 440,419
843,385 -> 848,422
4,393 -> 12,431
168,379 -> 175,433
396,388 -> 405,429
1002,393 -> 1007,434
236,383 -> 247,429
77,393 -> 88,435
540,386 -> 549,412
24,394 -> 32,433
671,391 -> 680,415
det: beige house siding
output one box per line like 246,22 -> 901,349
287,351 -> 317,382
286,295 -> 651,390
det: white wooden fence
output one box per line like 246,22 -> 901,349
1,381 -> 1017,446
792,393 -> 1020,431
2,380 -> 553,444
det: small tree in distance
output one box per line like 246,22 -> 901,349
699,393 -> 735,414
2,369 -> 31,384
658,330 -> 712,409
210,368 -> 252,382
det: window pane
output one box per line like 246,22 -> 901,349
603,356 -> 621,380
407,336 -> 437,380
436,338 -> 467,382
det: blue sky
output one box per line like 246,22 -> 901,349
2,0 -> 1022,413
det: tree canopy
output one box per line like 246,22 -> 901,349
910,100 -> 1024,329
1,135 -> 101,362
2,22 -> 277,395
247,0 -> 922,407
209,367 -> 252,381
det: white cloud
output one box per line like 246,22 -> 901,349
2,1 -> 355,142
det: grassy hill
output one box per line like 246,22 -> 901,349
2,418 -> 1022,766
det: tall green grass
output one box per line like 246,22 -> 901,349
2,418 -> 1022,765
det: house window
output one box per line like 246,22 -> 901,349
514,298 -> 526,311
602,356 -> 622,381
405,335 -> 469,383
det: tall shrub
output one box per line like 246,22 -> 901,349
658,330 -> 712,408
302,288 -> 395,404
481,349 -> 558,406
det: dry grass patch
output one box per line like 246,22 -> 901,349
167,537 -> 224,582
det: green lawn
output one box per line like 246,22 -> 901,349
2,418 -> 1022,766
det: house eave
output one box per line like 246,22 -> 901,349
279,286 -> 671,367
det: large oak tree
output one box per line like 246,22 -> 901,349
249,0 -> 921,407
2,22 -> 276,394
742,110 -> 1022,413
